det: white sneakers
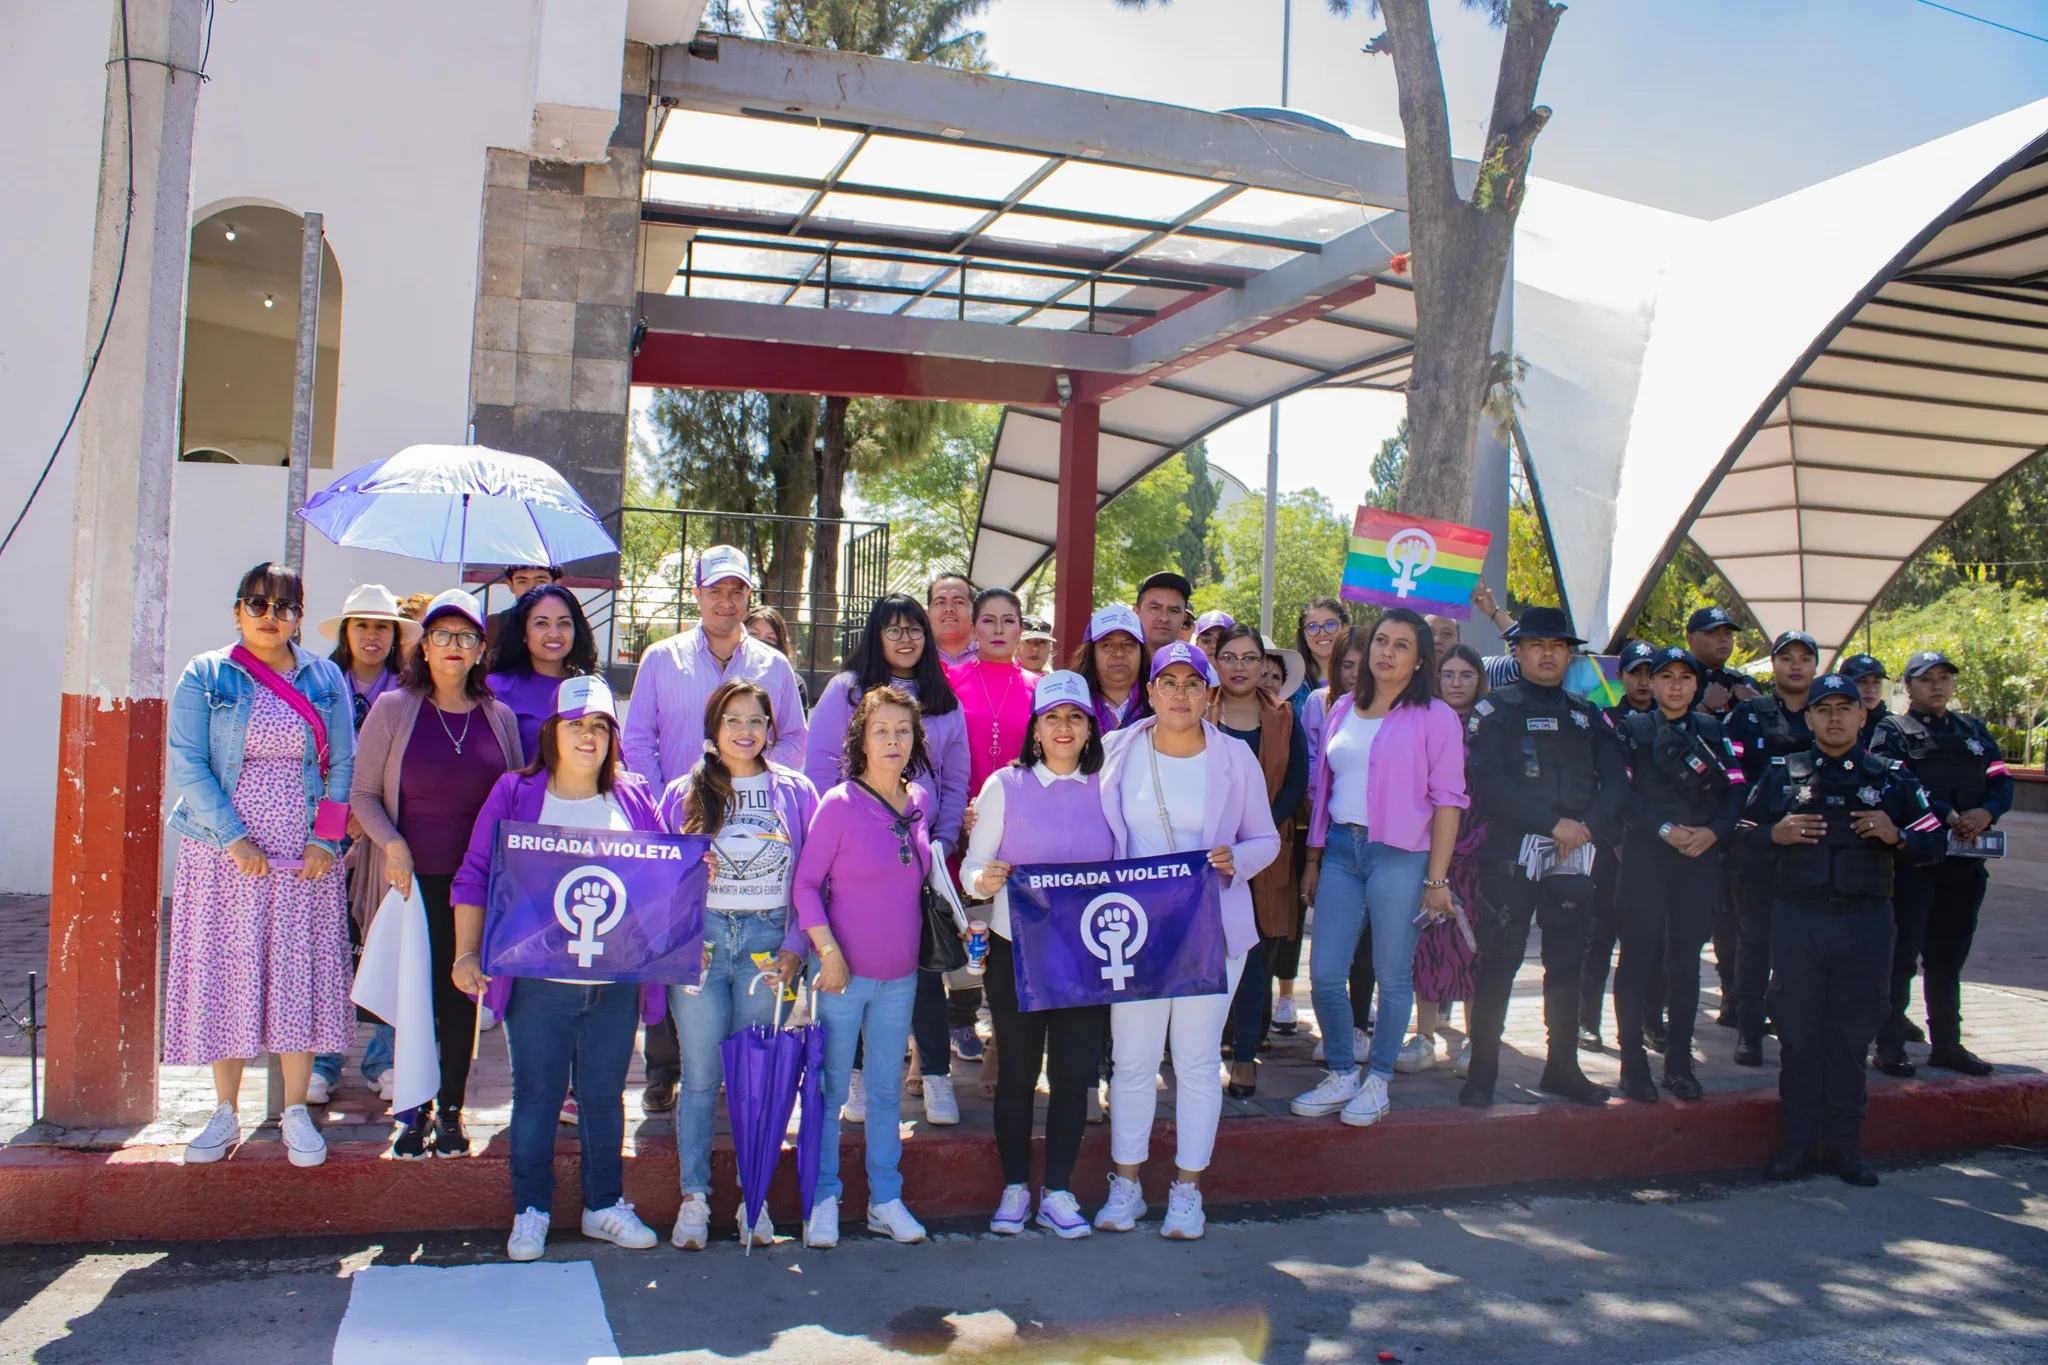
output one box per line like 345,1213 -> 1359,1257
1162,1181 -> 1206,1240
1341,1073 -> 1392,1127
1093,1174 -> 1145,1232
581,1199 -> 657,1249
867,1199 -> 927,1243
739,1205 -> 775,1248
1272,995 -> 1299,1032
508,1207 -> 550,1262
921,1074 -> 960,1125
281,1104 -> 327,1167
990,1183 -> 1032,1234
1455,1039 -> 1473,1078
1291,1068 -> 1363,1117
1036,1188 -> 1091,1239
1394,1034 -> 1440,1074
840,1071 -> 867,1124
374,1069 -> 395,1103
305,1073 -> 332,1105
805,1195 -> 841,1248
671,1193 -> 710,1250
184,1102 -> 241,1164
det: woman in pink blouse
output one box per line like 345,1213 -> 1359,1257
948,587 -> 1034,796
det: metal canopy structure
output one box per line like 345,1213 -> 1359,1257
635,36 -> 1420,646
1526,97 -> 2048,658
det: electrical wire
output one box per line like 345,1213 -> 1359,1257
0,0 -> 213,562
1908,0 -> 2048,44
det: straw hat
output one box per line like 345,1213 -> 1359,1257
318,584 -> 423,647
1262,635 -> 1308,700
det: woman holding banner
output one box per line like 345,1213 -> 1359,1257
486,583 -> 598,759
1291,609 -> 1467,1128
351,589 -> 523,1161
805,594 -> 970,1126
661,678 -> 818,1251
1093,642 -> 1281,1240
165,562 -> 357,1170
450,675 -> 665,1261
960,670 -> 1115,1239
795,685 -> 938,1248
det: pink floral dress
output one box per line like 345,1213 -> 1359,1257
162,683 -> 356,1063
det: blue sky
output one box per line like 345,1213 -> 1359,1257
974,0 -> 2048,504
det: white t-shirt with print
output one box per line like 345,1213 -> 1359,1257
706,772 -> 793,911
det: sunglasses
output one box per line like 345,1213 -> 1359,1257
887,807 -> 925,866
240,596 -> 303,622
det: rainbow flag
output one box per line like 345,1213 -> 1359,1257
1340,508 -> 1493,620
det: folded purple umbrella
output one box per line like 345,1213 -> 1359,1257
721,975 -> 818,1255
796,1020 -> 827,1219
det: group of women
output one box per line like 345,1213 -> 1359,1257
163,559 -> 1495,1260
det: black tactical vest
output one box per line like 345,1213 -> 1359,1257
1488,683 -> 1600,819
1747,695 -> 1810,758
1774,750 -> 1897,900
1888,712 -> 1989,812
1622,710 -> 1730,826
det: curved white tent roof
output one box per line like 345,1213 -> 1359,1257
1524,98 -> 2048,655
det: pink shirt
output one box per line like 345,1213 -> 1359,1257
946,658 -> 1034,796
1307,694 -> 1469,853
791,781 -> 933,982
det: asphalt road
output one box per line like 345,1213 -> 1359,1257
5,1148 -> 2046,1364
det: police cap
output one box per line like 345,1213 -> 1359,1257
1618,640 -> 1659,674
1651,646 -> 1701,678
1904,649 -> 1958,680
1686,606 -> 1736,635
1807,674 -> 1861,707
1771,629 -> 1821,659
1837,653 -> 1887,681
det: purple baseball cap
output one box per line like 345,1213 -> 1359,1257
1149,640 -> 1219,686
1192,609 -> 1236,637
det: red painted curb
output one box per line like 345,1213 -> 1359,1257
5,1075 -> 2044,1244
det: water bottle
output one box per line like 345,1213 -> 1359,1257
965,920 -> 989,975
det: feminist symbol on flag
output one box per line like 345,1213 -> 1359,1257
1385,526 -> 1438,598
1080,892 -> 1150,989
554,865 -> 631,968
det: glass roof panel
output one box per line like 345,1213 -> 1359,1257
651,110 -> 858,180
825,255 -> 950,292
841,135 -> 1050,201
903,297 -> 962,320
958,268 -> 1070,303
1136,236 -> 1302,271
1022,160 -> 1222,223
976,212 -> 1147,254
1016,307 -> 1093,331
819,289 -> 907,314
686,241 -> 821,282
644,172 -> 811,216
811,192 -> 985,235
965,301 -> 1029,324
669,276 -> 789,304
1193,189 -> 1384,244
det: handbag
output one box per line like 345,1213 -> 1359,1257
853,778 -> 965,974
230,644 -> 351,843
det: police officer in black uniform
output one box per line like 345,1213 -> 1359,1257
1687,606 -> 1760,1025
1724,629 -> 1822,1065
1462,606 -> 1630,1108
1579,639 -> 1660,1052
1739,675 -> 1944,1185
1611,646 -> 1748,1101
1869,650 -> 2013,1078
1839,654 -> 1891,747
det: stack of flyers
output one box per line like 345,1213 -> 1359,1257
1517,834 -> 1596,881
1947,828 -> 2007,859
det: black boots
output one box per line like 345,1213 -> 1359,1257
1618,1052 -> 1659,1103
1538,1059 -> 1611,1106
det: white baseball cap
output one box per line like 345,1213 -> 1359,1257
420,588 -> 487,632
554,674 -> 616,721
694,544 -> 755,588
1032,669 -> 1094,716
1086,603 -> 1143,644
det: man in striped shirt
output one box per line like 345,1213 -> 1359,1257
621,545 -> 808,787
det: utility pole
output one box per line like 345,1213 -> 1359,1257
1259,0 -> 1292,638
283,212 -> 324,573
45,0 -> 205,1127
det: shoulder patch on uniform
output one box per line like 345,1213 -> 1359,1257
1473,699 -> 1494,717
1570,710 -> 1590,728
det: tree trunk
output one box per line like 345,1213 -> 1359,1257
761,393 -> 817,628
1378,0 -> 1563,525
808,395 -> 852,671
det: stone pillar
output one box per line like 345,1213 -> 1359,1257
468,45 -> 648,532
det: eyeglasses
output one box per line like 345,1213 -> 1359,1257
240,596 -> 303,622
881,625 -> 927,643
1216,651 -> 1265,667
427,627 -> 484,649
1303,620 -> 1345,636
1153,675 -> 1211,695
720,714 -> 771,732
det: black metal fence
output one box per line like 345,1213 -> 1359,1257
588,506 -> 890,697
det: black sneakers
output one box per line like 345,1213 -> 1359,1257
1661,1065 -> 1705,1101
392,1104 -> 434,1160
1733,1036 -> 1764,1068
1870,1044 -> 1916,1078
1926,1045 -> 1994,1076
433,1107 -> 472,1157
1537,1062 -> 1611,1106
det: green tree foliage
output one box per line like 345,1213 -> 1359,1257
1175,439 -> 1220,589
761,0 -> 994,69
1193,489 -> 1350,638
1866,581 -> 2048,757
850,403 -> 998,586
1097,457 -> 1195,606
1628,539 -> 1761,660
1363,419 -> 1410,511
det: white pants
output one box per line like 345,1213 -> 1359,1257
1108,952 -> 1247,1172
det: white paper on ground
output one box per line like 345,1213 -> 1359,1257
333,1262 -> 620,1365
349,885 -> 441,1113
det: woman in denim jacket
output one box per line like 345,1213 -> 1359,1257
164,562 -> 356,1171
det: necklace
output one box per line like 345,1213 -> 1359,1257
972,662 -> 1020,763
435,701 -> 474,755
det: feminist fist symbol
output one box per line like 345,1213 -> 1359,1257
553,865 -> 630,969
1080,893 -> 1149,991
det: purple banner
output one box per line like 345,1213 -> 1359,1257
482,821 -> 711,984
1005,854 -> 1226,1011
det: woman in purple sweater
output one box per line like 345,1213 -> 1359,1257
803,593 -> 971,1123
960,671 -> 1115,1240
793,685 -> 942,1248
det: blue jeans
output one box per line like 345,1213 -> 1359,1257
668,909 -> 789,1196
1310,825 -> 1428,1078
815,971 -> 917,1207
312,1023 -> 393,1089
503,977 -> 641,1218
